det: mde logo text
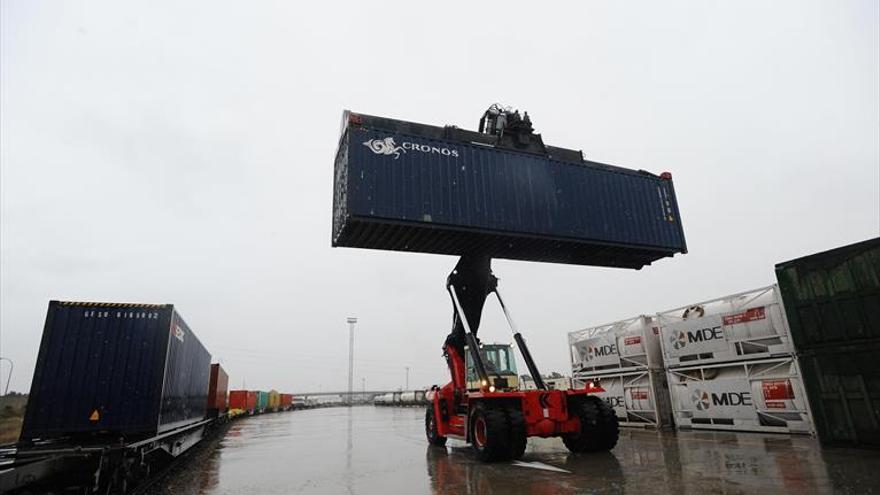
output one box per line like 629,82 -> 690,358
690,388 -> 752,411
669,325 -> 724,350
586,343 -> 618,361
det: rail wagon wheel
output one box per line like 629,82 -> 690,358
425,406 -> 447,447
469,403 -> 512,462
562,396 -> 620,453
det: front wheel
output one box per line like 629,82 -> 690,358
563,396 -> 619,453
470,404 -> 512,462
426,406 -> 447,447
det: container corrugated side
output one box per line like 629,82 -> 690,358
797,342 -> 880,447
208,364 -> 229,412
775,237 -> 880,351
229,390 -> 251,412
256,391 -> 269,411
157,309 -> 211,432
333,118 -> 686,269
21,302 -> 176,440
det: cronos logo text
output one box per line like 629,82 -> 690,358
690,388 -> 752,410
363,136 -> 459,160
669,325 -> 724,350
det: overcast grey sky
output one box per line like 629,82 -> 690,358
1,1 -> 878,394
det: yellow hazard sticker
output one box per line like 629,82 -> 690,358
89,409 -> 100,422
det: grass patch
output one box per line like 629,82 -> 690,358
0,395 -> 28,444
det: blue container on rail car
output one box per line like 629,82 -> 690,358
20,301 -> 212,441
332,111 -> 687,269
255,391 -> 269,412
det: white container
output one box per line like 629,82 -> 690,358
574,370 -> 673,428
569,315 -> 663,375
657,285 -> 795,368
666,357 -> 814,434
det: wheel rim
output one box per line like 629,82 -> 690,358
428,415 -> 436,438
474,417 -> 487,447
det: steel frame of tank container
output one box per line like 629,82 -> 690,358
570,315 -> 672,429
572,370 -> 673,429
656,285 -> 797,369
665,356 -> 815,435
569,315 -> 664,375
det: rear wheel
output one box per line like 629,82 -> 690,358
470,404 -> 512,462
504,406 -> 527,460
425,406 -> 447,447
563,396 -> 619,453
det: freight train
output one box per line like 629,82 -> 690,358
0,301 -> 297,494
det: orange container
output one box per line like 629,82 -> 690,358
207,364 -> 229,413
229,390 -> 256,414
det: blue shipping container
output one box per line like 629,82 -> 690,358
333,111 -> 686,269
21,301 -> 212,441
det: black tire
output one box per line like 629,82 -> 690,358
562,396 -> 619,453
504,406 -> 527,460
426,406 -> 447,447
469,403 -> 512,462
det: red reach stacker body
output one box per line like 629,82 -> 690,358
425,286 -> 617,461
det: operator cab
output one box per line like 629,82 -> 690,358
465,343 -> 519,391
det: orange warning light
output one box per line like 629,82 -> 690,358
89,409 -> 100,422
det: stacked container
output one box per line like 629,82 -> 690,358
657,285 -> 814,434
21,302 -> 212,441
207,364 -> 229,418
229,390 -> 256,415
569,316 -> 674,428
775,237 -> 880,447
268,390 -> 281,412
255,391 -> 269,413
280,394 -> 294,411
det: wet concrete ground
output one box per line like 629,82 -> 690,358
156,406 -> 880,494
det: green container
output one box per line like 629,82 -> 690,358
775,237 -> 880,351
256,391 -> 269,411
798,342 -> 880,448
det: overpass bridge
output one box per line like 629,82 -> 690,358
292,390 -> 402,406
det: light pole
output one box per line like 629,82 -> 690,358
405,366 -> 410,391
0,357 -> 12,396
347,317 -> 357,406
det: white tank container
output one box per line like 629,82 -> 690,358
666,356 -> 814,434
374,393 -> 395,406
574,370 -> 673,428
569,315 -> 663,375
399,391 -> 418,405
657,285 -> 795,368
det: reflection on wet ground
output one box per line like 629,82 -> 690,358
159,406 -> 880,494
